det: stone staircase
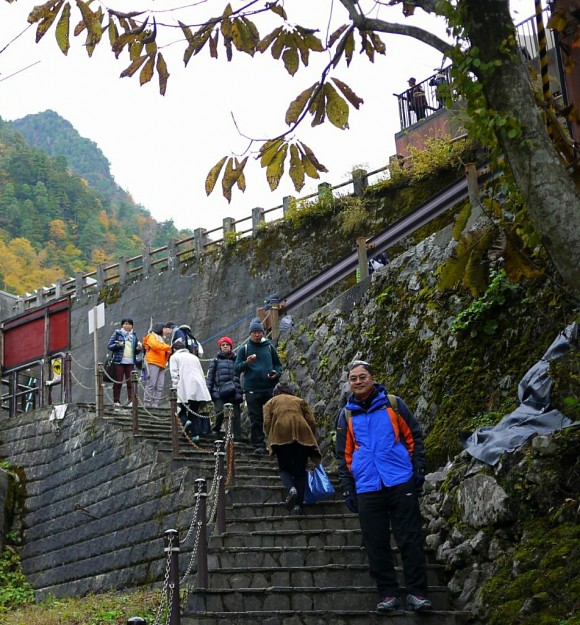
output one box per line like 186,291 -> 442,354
100,408 -> 471,624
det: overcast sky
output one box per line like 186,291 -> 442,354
0,1 -> 539,233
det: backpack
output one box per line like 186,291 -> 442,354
343,394 -> 401,427
177,325 -> 204,356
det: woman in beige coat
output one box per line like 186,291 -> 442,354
263,381 -> 322,515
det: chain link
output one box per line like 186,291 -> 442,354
151,533 -> 174,625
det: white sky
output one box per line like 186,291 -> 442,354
0,1 -> 539,233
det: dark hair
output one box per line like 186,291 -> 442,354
121,317 -> 134,325
348,360 -> 374,375
166,321 -> 177,329
153,322 -> 166,335
172,338 -> 185,350
273,381 -> 298,396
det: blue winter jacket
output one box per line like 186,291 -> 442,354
335,385 -> 425,494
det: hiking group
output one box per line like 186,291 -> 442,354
106,317 -> 432,613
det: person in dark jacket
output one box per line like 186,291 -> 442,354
263,381 -> 321,515
335,360 -> 431,614
206,336 -> 244,441
234,318 -> 283,455
107,317 -> 142,407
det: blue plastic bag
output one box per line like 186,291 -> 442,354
304,464 -> 335,504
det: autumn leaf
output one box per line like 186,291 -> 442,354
266,143 -> 288,191
324,83 -> 349,129
55,2 -> 70,54
33,0 -> 64,43
282,46 -> 299,75
257,26 -> 283,54
285,83 -> 318,125
120,54 -> 148,78
298,141 -> 328,174
328,24 -> 349,48
289,144 -> 305,191
139,55 -> 155,85
259,138 -> 285,167
157,52 -> 169,95
310,88 -> 326,126
205,156 -> 228,196
222,157 -> 238,202
267,3 -> 287,20
235,157 -> 248,191
331,77 -> 364,109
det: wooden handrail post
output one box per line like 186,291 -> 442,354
356,236 -> 369,281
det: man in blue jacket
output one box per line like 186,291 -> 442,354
235,318 -> 283,455
335,360 -> 431,613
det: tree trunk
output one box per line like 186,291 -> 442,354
463,0 -> 580,296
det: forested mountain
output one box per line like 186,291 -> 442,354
0,112 -> 191,295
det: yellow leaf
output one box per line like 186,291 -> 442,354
370,32 -> 386,55
296,27 -> 324,52
139,55 -> 155,85
179,20 -> 194,44
266,143 -> 288,191
282,46 -> 299,75
130,40 -> 143,61
289,144 -> 305,191
55,2 -> 70,54
33,0 -> 64,43
344,29 -> 354,66
235,157 -> 248,192
324,83 -> 349,129
268,3 -> 287,19
221,3 -> 233,39
156,52 -> 169,95
331,77 -> 363,109
259,138 -> 285,167
205,156 -> 228,196
328,24 -> 348,48
257,26 -> 283,53
298,141 -> 328,173
271,31 -> 286,59
231,19 -> 255,55
27,0 -> 61,24
222,157 -> 238,202
311,89 -> 326,127
241,17 -> 260,47
108,18 -> 118,46
120,54 -> 149,78
285,83 -> 318,125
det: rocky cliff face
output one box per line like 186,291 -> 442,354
280,223 -> 579,624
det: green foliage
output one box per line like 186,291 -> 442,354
2,589 -> 159,625
223,230 -> 241,247
284,194 -> 335,230
0,548 -> 34,613
338,197 -> 366,236
0,113 -> 191,295
450,268 -> 518,335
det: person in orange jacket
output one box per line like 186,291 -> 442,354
143,322 -> 172,407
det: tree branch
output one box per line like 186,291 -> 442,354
337,0 -> 453,56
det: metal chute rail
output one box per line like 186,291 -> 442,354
280,166 -> 490,314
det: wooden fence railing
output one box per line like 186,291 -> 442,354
12,163 -> 391,313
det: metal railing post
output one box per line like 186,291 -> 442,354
195,478 -> 208,589
170,388 -> 180,458
131,370 -> 140,435
127,617 -> 146,625
215,440 -> 227,535
64,352 -> 72,403
224,403 -> 236,488
97,364 -> 105,418
164,529 -> 180,625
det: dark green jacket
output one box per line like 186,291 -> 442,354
234,338 -> 283,393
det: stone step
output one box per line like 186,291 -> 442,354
225,485 -> 341,506
224,512 -> 360,533
226,499 -> 347,519
207,563 -> 446,589
182,609 -> 470,625
186,585 -> 450,613
211,527 -> 362,549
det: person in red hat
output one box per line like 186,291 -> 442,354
206,336 -> 245,441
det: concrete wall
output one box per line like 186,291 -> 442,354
0,406 -> 203,599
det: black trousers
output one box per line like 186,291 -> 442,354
357,478 -> 428,597
212,399 -> 243,440
273,441 -> 310,505
245,390 -> 272,449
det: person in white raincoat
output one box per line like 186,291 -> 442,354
170,339 -> 212,440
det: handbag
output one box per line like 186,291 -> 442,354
104,351 -> 115,384
304,464 -> 335,504
218,380 -> 236,399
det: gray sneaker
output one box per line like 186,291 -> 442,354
285,487 -> 298,510
376,596 -> 401,612
407,594 -> 432,611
